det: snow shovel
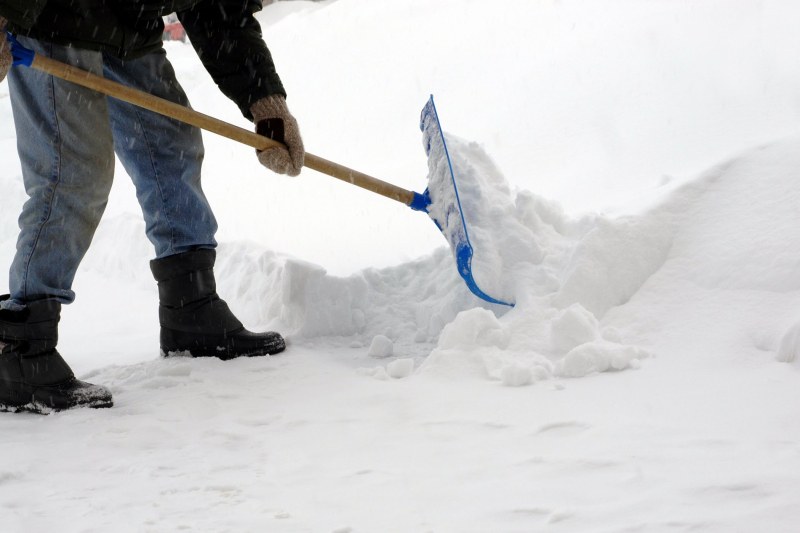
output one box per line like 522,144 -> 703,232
7,34 -> 513,307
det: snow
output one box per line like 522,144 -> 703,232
386,358 -> 414,379
367,335 -> 394,358
2,0 -> 800,531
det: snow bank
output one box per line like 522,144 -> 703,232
186,131 -> 658,385
604,138 -> 800,363
203,135 -> 800,386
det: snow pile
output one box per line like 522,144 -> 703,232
418,134 -> 653,383
199,131 -> 800,387
182,130 -> 657,385
604,138 -> 800,363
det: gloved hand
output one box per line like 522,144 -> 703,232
0,19 -> 11,84
250,95 -> 304,177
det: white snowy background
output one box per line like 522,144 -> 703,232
2,0 -> 800,531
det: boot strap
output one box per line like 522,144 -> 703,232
156,267 -> 217,308
20,350 -> 75,387
159,296 -> 243,334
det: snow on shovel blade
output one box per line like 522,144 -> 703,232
420,96 -> 514,307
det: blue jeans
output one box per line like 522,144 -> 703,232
3,37 -> 218,309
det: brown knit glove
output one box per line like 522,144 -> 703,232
250,95 -> 305,177
0,18 -> 11,84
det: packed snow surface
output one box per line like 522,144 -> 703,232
2,0 -> 800,532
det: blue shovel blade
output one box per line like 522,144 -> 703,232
419,96 -> 514,307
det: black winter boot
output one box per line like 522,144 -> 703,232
150,249 -> 286,359
0,295 -> 113,414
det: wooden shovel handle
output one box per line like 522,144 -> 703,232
30,54 -> 417,206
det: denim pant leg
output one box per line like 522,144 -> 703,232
102,49 -> 218,259
5,38 -> 114,308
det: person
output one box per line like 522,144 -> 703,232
0,0 -> 305,414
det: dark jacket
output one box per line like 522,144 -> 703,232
0,0 -> 286,118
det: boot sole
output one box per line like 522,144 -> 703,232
0,396 -> 113,415
0,381 -> 113,415
160,328 -> 286,360
161,343 -> 285,360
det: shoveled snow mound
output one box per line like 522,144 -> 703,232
217,136 -> 800,387
67,135 -> 800,387
605,140 -> 800,361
